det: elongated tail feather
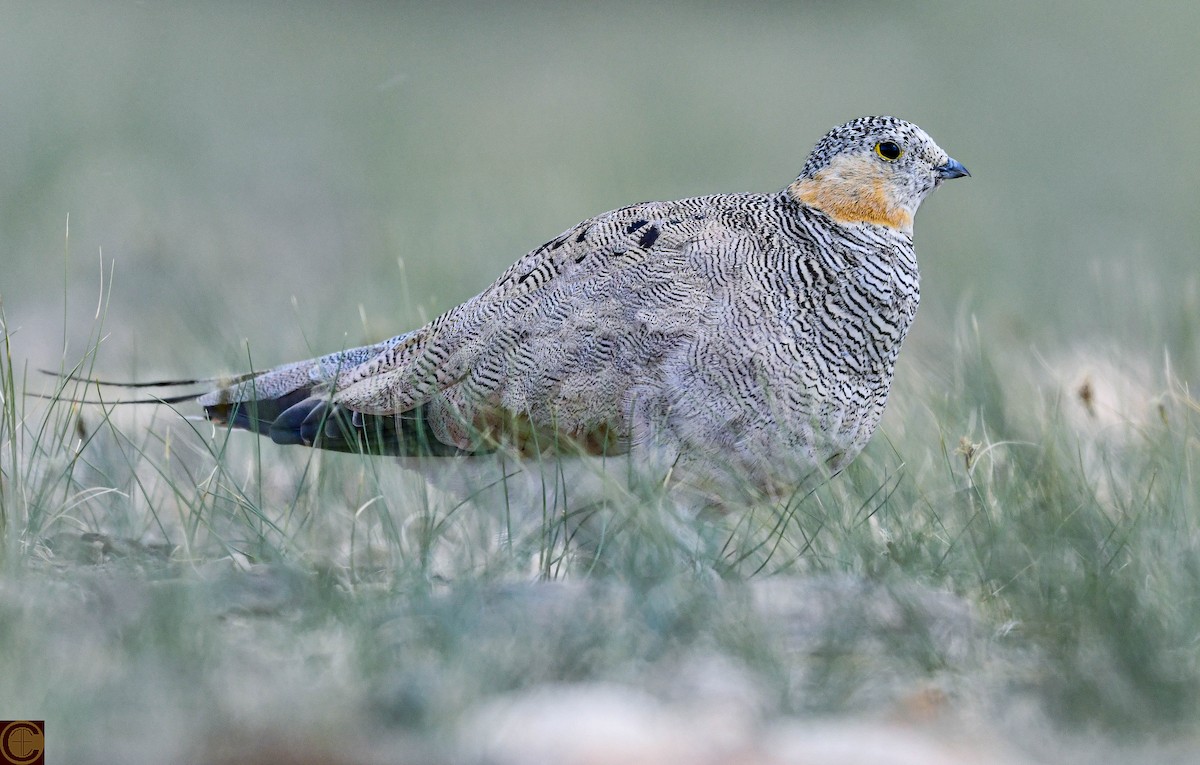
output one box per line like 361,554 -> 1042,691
39,369 -> 259,389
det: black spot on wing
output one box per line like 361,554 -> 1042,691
626,220 -> 648,234
637,225 -> 660,249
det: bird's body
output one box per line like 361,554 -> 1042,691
183,116 -> 967,502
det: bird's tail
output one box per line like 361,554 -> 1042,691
37,334 -> 471,457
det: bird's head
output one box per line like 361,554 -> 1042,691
787,116 -> 968,236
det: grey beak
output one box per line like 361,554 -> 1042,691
937,157 -> 970,179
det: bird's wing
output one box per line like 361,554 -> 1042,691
313,194 -> 768,455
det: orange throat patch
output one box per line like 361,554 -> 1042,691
788,155 -> 913,233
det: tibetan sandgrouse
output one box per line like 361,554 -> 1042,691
115,116 -> 970,499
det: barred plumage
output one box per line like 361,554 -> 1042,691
195,116 -> 968,500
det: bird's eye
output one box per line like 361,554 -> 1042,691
874,141 -> 903,161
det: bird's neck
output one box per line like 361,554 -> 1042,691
786,156 -> 914,235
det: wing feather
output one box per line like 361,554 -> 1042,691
199,193 -> 770,456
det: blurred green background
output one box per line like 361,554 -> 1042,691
2,0 -> 1198,387
6,5 -> 1200,762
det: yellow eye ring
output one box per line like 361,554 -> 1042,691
874,141 -> 903,161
